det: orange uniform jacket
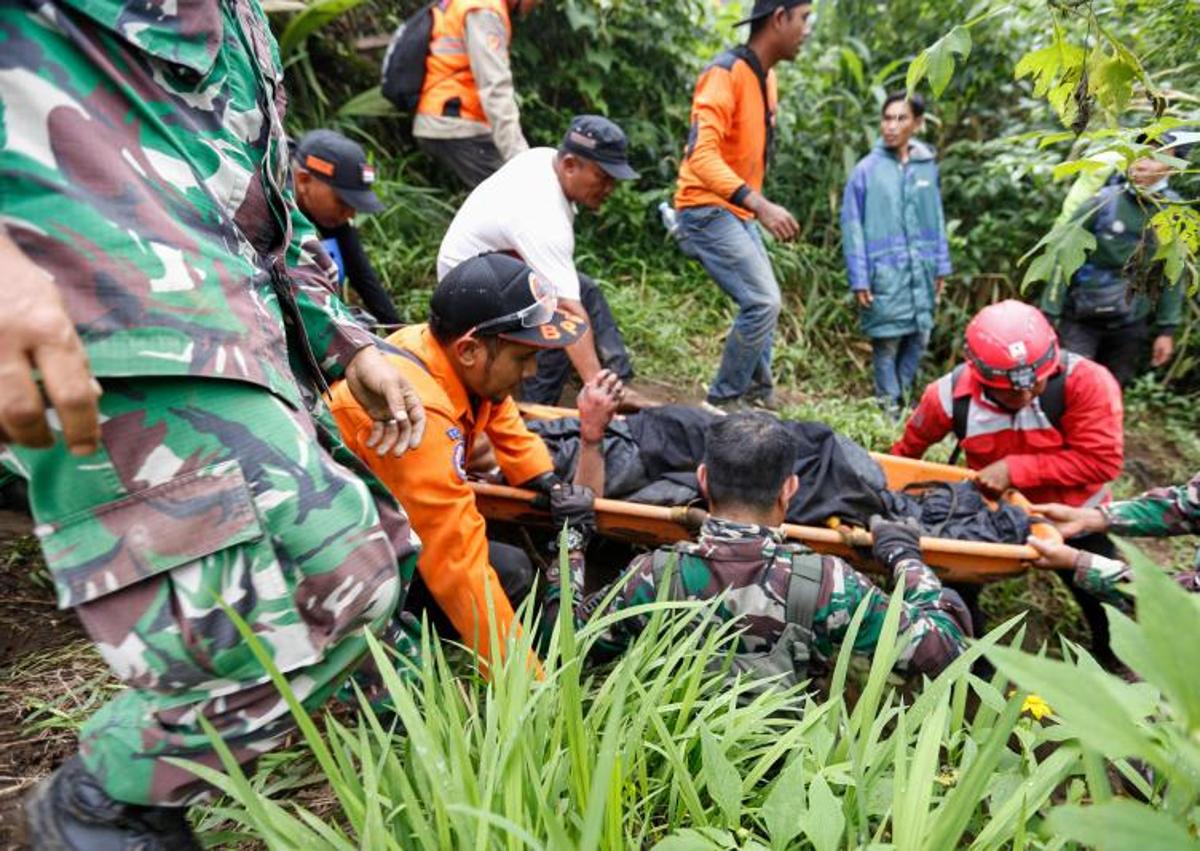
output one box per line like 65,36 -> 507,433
674,46 -> 778,220
417,0 -> 512,125
328,325 -> 552,663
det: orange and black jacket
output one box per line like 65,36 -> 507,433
674,46 -> 778,219
328,325 -> 552,666
417,0 -> 512,124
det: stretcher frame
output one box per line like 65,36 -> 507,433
468,403 -> 1064,584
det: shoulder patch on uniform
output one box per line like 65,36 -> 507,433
451,439 -> 467,482
446,426 -> 463,441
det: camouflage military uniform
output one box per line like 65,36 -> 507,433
0,0 -> 418,806
1072,471 -> 1200,607
546,518 -> 971,678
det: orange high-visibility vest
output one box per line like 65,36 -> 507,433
416,0 -> 512,125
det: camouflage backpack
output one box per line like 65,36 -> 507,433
648,545 -> 823,699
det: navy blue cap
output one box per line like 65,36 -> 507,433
735,0 -> 811,26
295,129 -> 385,215
559,115 -> 640,180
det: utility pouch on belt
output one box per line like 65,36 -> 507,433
1066,267 -> 1134,323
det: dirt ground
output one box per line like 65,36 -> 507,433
0,425 -> 1193,846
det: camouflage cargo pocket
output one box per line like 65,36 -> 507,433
36,460 -> 322,696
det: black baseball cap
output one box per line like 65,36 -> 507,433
559,115 -> 640,180
430,253 -> 587,349
735,0 -> 811,26
295,129 -> 385,215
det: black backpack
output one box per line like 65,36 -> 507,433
381,1 -> 439,112
648,546 -> 823,700
947,350 -> 1069,465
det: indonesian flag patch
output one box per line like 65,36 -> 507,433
362,163 -> 376,185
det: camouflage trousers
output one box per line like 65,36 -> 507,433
1,377 -> 419,806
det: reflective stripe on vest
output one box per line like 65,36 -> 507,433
416,0 -> 511,125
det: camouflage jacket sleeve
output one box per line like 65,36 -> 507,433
1071,552 -> 1133,611
813,555 -> 971,678
541,549 -> 658,658
1102,471 -> 1200,538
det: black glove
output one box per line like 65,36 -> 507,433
522,472 -> 558,495
534,482 -> 596,550
870,515 -> 924,573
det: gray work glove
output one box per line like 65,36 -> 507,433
870,515 -> 924,573
535,482 -> 596,550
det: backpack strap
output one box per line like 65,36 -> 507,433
649,546 -> 688,600
1038,350 -> 1071,433
784,549 -> 824,633
948,363 -> 969,465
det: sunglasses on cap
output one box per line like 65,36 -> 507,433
465,272 -> 558,338
967,341 -> 1057,391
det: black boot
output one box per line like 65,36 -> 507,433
23,755 -> 201,851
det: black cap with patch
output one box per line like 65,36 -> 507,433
734,0 -> 811,26
430,253 -> 587,349
295,129 -> 385,215
559,115 -> 640,181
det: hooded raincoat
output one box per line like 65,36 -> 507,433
842,140 -> 952,339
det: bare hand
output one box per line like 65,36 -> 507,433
935,277 -> 946,301
855,289 -> 874,308
756,200 -> 800,242
0,235 -> 100,456
344,346 -> 426,456
1151,334 -> 1174,368
1026,534 -> 1082,570
974,459 -> 1012,497
1029,502 -> 1108,539
577,369 -> 623,443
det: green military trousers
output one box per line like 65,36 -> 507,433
2,377 -> 419,806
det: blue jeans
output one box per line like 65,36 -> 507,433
677,206 -> 780,402
870,330 -> 929,406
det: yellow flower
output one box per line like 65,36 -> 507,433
1021,693 -> 1053,720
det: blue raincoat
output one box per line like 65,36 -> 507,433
841,140 -> 952,339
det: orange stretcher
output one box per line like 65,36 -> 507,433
469,404 -> 1063,584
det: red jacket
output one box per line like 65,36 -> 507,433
891,353 -> 1124,507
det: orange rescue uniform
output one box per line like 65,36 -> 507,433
417,0 -> 513,126
674,46 -> 778,220
328,324 -> 552,663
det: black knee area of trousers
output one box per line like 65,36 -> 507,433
521,275 -> 634,405
402,540 -> 535,639
1059,532 -> 1118,666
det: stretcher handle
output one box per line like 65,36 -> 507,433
468,481 -> 1058,565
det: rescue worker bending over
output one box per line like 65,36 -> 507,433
892,300 -> 1124,664
415,0 -> 540,188
330,253 -> 622,665
544,412 -> 972,678
293,129 -> 403,328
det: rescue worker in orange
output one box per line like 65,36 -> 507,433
329,253 -> 622,665
672,0 -> 812,413
414,0 -> 540,188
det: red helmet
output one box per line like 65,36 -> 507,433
964,300 -> 1059,391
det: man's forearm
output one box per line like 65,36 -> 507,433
573,436 -> 604,497
560,298 -> 601,383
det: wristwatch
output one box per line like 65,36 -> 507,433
563,526 -> 587,552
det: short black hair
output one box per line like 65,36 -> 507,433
702,412 -> 799,512
882,91 -> 926,118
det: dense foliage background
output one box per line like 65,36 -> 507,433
273,0 -> 1200,397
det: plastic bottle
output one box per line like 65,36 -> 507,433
658,201 -> 679,238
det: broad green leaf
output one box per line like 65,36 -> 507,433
906,25 -> 971,97
278,0 -> 369,58
701,725 -> 742,827
1090,51 -> 1137,113
985,645 -> 1154,758
1114,548 -> 1200,730
804,773 -> 845,851
1046,801 -> 1199,850
337,86 -> 400,118
761,756 -> 806,850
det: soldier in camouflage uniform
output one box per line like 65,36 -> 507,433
1028,473 -> 1200,609
0,0 -> 427,845
544,413 -> 972,678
